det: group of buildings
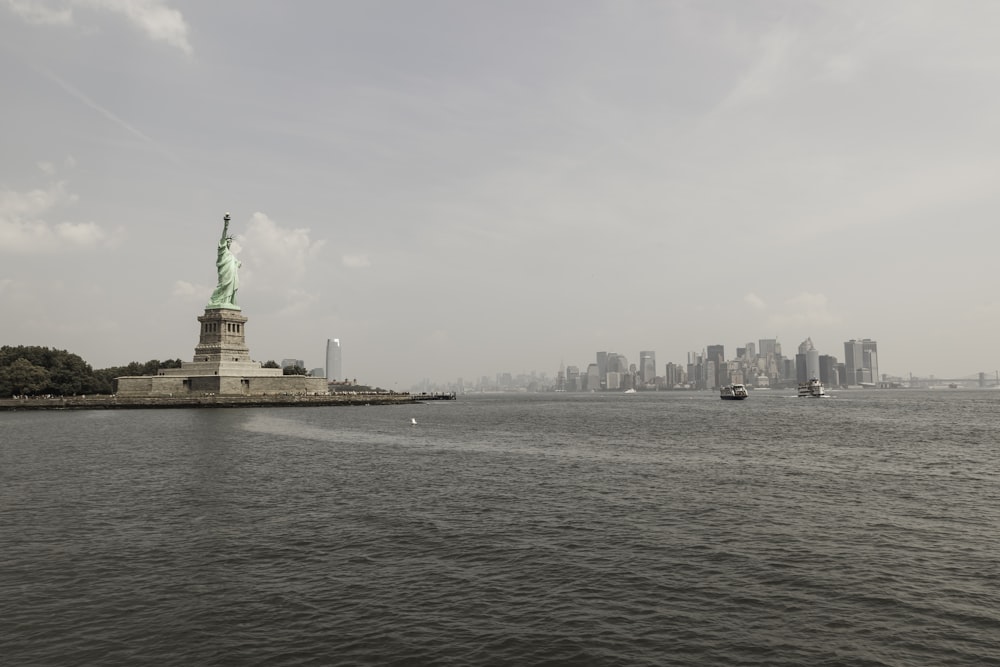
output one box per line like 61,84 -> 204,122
286,338 -> 344,381
554,338 -> 882,392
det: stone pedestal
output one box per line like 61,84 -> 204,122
194,308 -> 251,363
116,308 -> 327,397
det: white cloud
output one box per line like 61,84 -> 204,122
767,292 -> 841,330
743,292 -> 766,309
171,280 -> 201,298
236,212 -> 326,309
341,254 -> 371,268
81,0 -> 192,55
0,178 -> 119,253
5,0 -> 192,54
55,221 -> 105,246
6,0 -> 72,25
274,287 -> 320,317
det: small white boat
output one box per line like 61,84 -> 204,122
720,384 -> 749,400
410,418 -> 417,425
797,378 -> 827,398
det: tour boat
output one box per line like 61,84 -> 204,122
720,384 -> 749,400
797,378 -> 827,398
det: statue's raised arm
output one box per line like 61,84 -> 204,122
220,213 -> 231,243
207,212 -> 242,310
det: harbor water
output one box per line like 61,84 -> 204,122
2,390 -> 999,665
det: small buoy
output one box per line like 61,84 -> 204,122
411,418 -> 417,425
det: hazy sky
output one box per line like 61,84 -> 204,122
3,1 -> 999,387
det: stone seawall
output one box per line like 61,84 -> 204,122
0,393 -> 440,411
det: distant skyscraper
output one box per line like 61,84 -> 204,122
640,351 -> 656,384
606,371 -> 622,390
596,351 -> 608,389
819,355 -> 838,387
326,338 -> 342,380
566,366 -> 581,391
706,344 -> 725,389
797,337 -> 820,382
844,338 -> 879,386
862,339 -> 879,384
844,339 -> 863,385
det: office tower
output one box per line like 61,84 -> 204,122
280,358 -> 305,370
808,348 -> 820,382
640,351 -> 656,384
606,371 -> 621,390
664,362 -> 681,388
687,351 -> 702,389
326,338 -> 342,380
706,345 -> 725,389
862,339 -> 879,384
586,364 -> 600,391
843,339 -> 863,385
844,339 -> 878,386
596,351 -> 608,389
759,339 -> 777,358
745,342 -> 756,359
607,353 -> 628,376
797,337 -> 820,382
819,355 -> 839,387
566,366 -> 581,392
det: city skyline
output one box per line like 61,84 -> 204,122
413,335 -> 995,393
3,3 -> 999,388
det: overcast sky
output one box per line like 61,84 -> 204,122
3,1 -> 999,386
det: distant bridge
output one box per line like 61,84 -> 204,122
904,372 -> 1000,387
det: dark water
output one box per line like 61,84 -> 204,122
2,390 -> 999,666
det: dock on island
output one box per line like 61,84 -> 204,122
0,392 -> 457,411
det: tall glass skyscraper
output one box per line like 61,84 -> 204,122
326,338 -> 342,381
844,339 -> 878,386
639,351 -> 656,384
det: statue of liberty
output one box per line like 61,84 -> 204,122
207,213 -> 241,310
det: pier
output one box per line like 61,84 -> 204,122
0,392 -> 455,411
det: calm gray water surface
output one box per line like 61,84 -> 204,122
2,390 -> 999,666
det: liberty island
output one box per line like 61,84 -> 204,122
2,213 -> 441,409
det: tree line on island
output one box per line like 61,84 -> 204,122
0,346 -> 308,397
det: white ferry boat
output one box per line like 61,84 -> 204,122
797,378 -> 827,398
720,384 -> 749,400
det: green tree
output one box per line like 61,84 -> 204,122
263,360 -> 280,369
283,365 -> 308,375
1,358 -> 51,396
0,346 -> 191,396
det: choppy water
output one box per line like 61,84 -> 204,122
2,390 -> 999,666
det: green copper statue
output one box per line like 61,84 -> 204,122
207,213 -> 241,310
